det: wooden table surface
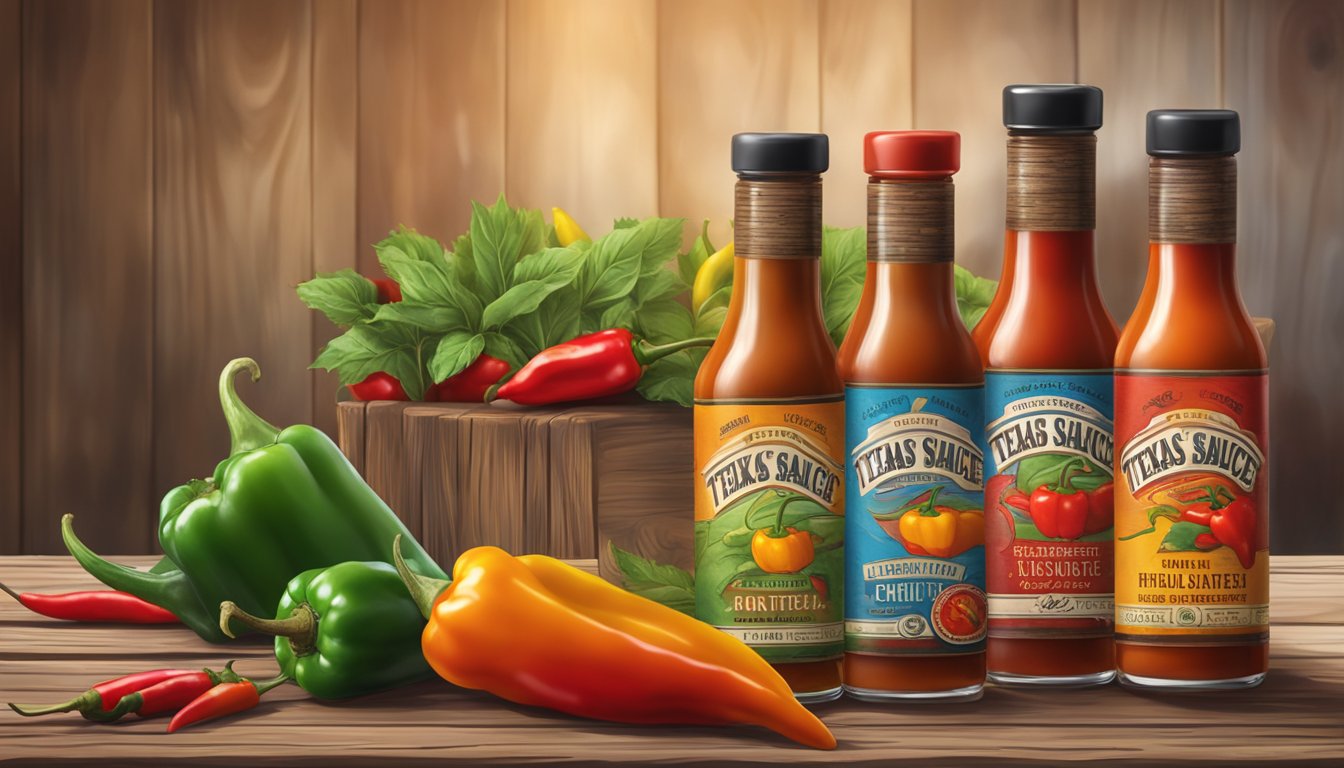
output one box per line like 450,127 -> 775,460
1,555 -> 1341,766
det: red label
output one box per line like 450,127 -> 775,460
1114,372 -> 1269,639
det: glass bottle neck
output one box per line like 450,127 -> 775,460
729,257 -> 824,324
866,260 -> 960,320
1148,242 -> 1241,308
1008,230 -> 1099,292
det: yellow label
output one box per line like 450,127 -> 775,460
693,398 -> 845,662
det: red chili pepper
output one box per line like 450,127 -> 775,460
347,371 -> 410,401
1,581 -> 178,624
371,277 -> 402,303
1194,532 -> 1221,551
167,672 -> 289,733
1082,481 -> 1113,536
983,474 -> 1020,554
436,354 -> 510,402
1178,503 -> 1215,527
1028,458 -> 1091,540
1175,485 -> 1258,569
8,667 -> 200,720
490,329 -> 714,406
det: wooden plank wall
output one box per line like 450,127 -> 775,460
1,0 -> 1340,555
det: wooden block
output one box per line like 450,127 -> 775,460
405,404 -> 479,564
453,408 -> 562,554
546,410 -> 602,559
336,400 -> 368,475
364,401 -> 414,530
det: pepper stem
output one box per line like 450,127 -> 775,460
249,671 -> 292,697
1055,457 -> 1089,493
631,337 -> 717,366
219,601 -> 318,657
920,486 -> 945,516
393,535 -> 451,620
8,689 -> 101,718
771,496 -> 810,536
219,358 -> 280,456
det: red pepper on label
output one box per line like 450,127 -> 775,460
1173,485 -> 1258,569
1082,481 -> 1113,536
0,582 -> 179,624
489,329 -> 714,406
1028,458 -> 1091,540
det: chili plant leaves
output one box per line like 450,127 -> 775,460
297,269 -> 380,327
1015,454 -> 1111,494
608,542 -> 694,616
1160,521 -> 1214,553
820,225 -> 867,346
954,264 -> 998,330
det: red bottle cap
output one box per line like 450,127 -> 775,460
863,131 -> 960,179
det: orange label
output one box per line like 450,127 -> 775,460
1114,373 -> 1269,639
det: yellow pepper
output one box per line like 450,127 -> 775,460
692,241 -> 734,311
392,537 -> 836,750
552,207 -> 590,246
897,487 -> 984,558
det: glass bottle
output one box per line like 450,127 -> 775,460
1114,109 -> 1268,689
983,85 -> 1119,687
694,133 -> 844,702
839,131 -> 987,701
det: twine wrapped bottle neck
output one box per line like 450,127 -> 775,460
867,178 -> 954,263
734,174 -> 822,260
1149,156 -> 1236,244
1005,133 -> 1096,232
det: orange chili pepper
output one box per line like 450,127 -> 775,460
392,536 -> 836,750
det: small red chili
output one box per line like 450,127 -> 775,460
8,668 -> 200,720
166,672 -> 289,733
371,277 -> 402,303
1,581 -> 178,624
436,354 -> 511,402
347,371 -> 410,401
489,329 -> 714,406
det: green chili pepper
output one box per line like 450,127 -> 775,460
62,358 -> 448,643
218,561 -> 434,699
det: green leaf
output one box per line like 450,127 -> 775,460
633,217 -> 685,275
312,318 -> 434,399
375,226 -> 446,265
428,331 -> 485,382
633,267 -> 687,305
514,247 -> 585,290
955,264 -> 998,330
574,221 -> 658,314
296,269 -> 379,327
636,349 -> 702,407
481,280 -> 566,330
613,217 -> 640,230
1160,521 -> 1213,553
1119,505 -> 1184,540
378,246 -> 482,326
505,287 -> 582,359
482,331 -> 529,370
598,299 -> 637,331
635,298 -> 693,344
693,304 -> 727,338
449,232 -> 477,291
608,542 -> 694,614
468,196 -> 546,303
820,225 -> 866,346
1015,454 -> 1110,494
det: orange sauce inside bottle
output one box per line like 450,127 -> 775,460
985,230 -> 1118,681
839,260 -> 985,694
1114,242 -> 1268,682
696,255 -> 844,697
971,231 -> 1016,362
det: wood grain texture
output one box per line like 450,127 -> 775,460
22,0 -> 155,555
153,0 -> 314,495
658,0 -> 821,246
0,555 -> 1339,766
336,400 -> 367,475
505,0 -> 658,232
364,401 -> 414,529
357,0 -> 505,272
546,410 -> 601,559
819,0 -> 914,229
311,0 -> 359,438
408,407 -> 467,563
0,0 -> 19,555
1224,0 -> 1344,555
1078,0 -> 1221,321
911,0 -> 1077,280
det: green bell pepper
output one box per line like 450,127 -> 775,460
63,357 -> 448,643
218,561 -> 434,699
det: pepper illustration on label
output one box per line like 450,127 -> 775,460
694,401 -> 846,663
983,372 -> 1115,636
1115,375 -> 1269,638
845,387 -> 987,654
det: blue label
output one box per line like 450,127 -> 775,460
982,370 -> 1115,634
844,385 -> 987,654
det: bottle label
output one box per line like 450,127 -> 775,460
844,385 -> 987,655
983,371 -> 1115,638
694,398 -> 845,662
1114,372 -> 1269,638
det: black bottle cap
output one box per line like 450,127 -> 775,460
731,133 -> 829,174
1003,84 -> 1103,133
1147,110 -> 1240,156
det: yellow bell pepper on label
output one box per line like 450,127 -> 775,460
897,487 -> 984,558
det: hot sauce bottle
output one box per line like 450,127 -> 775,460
839,132 -> 987,701
694,133 -> 845,702
982,85 -> 1119,686
1114,110 -> 1269,689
